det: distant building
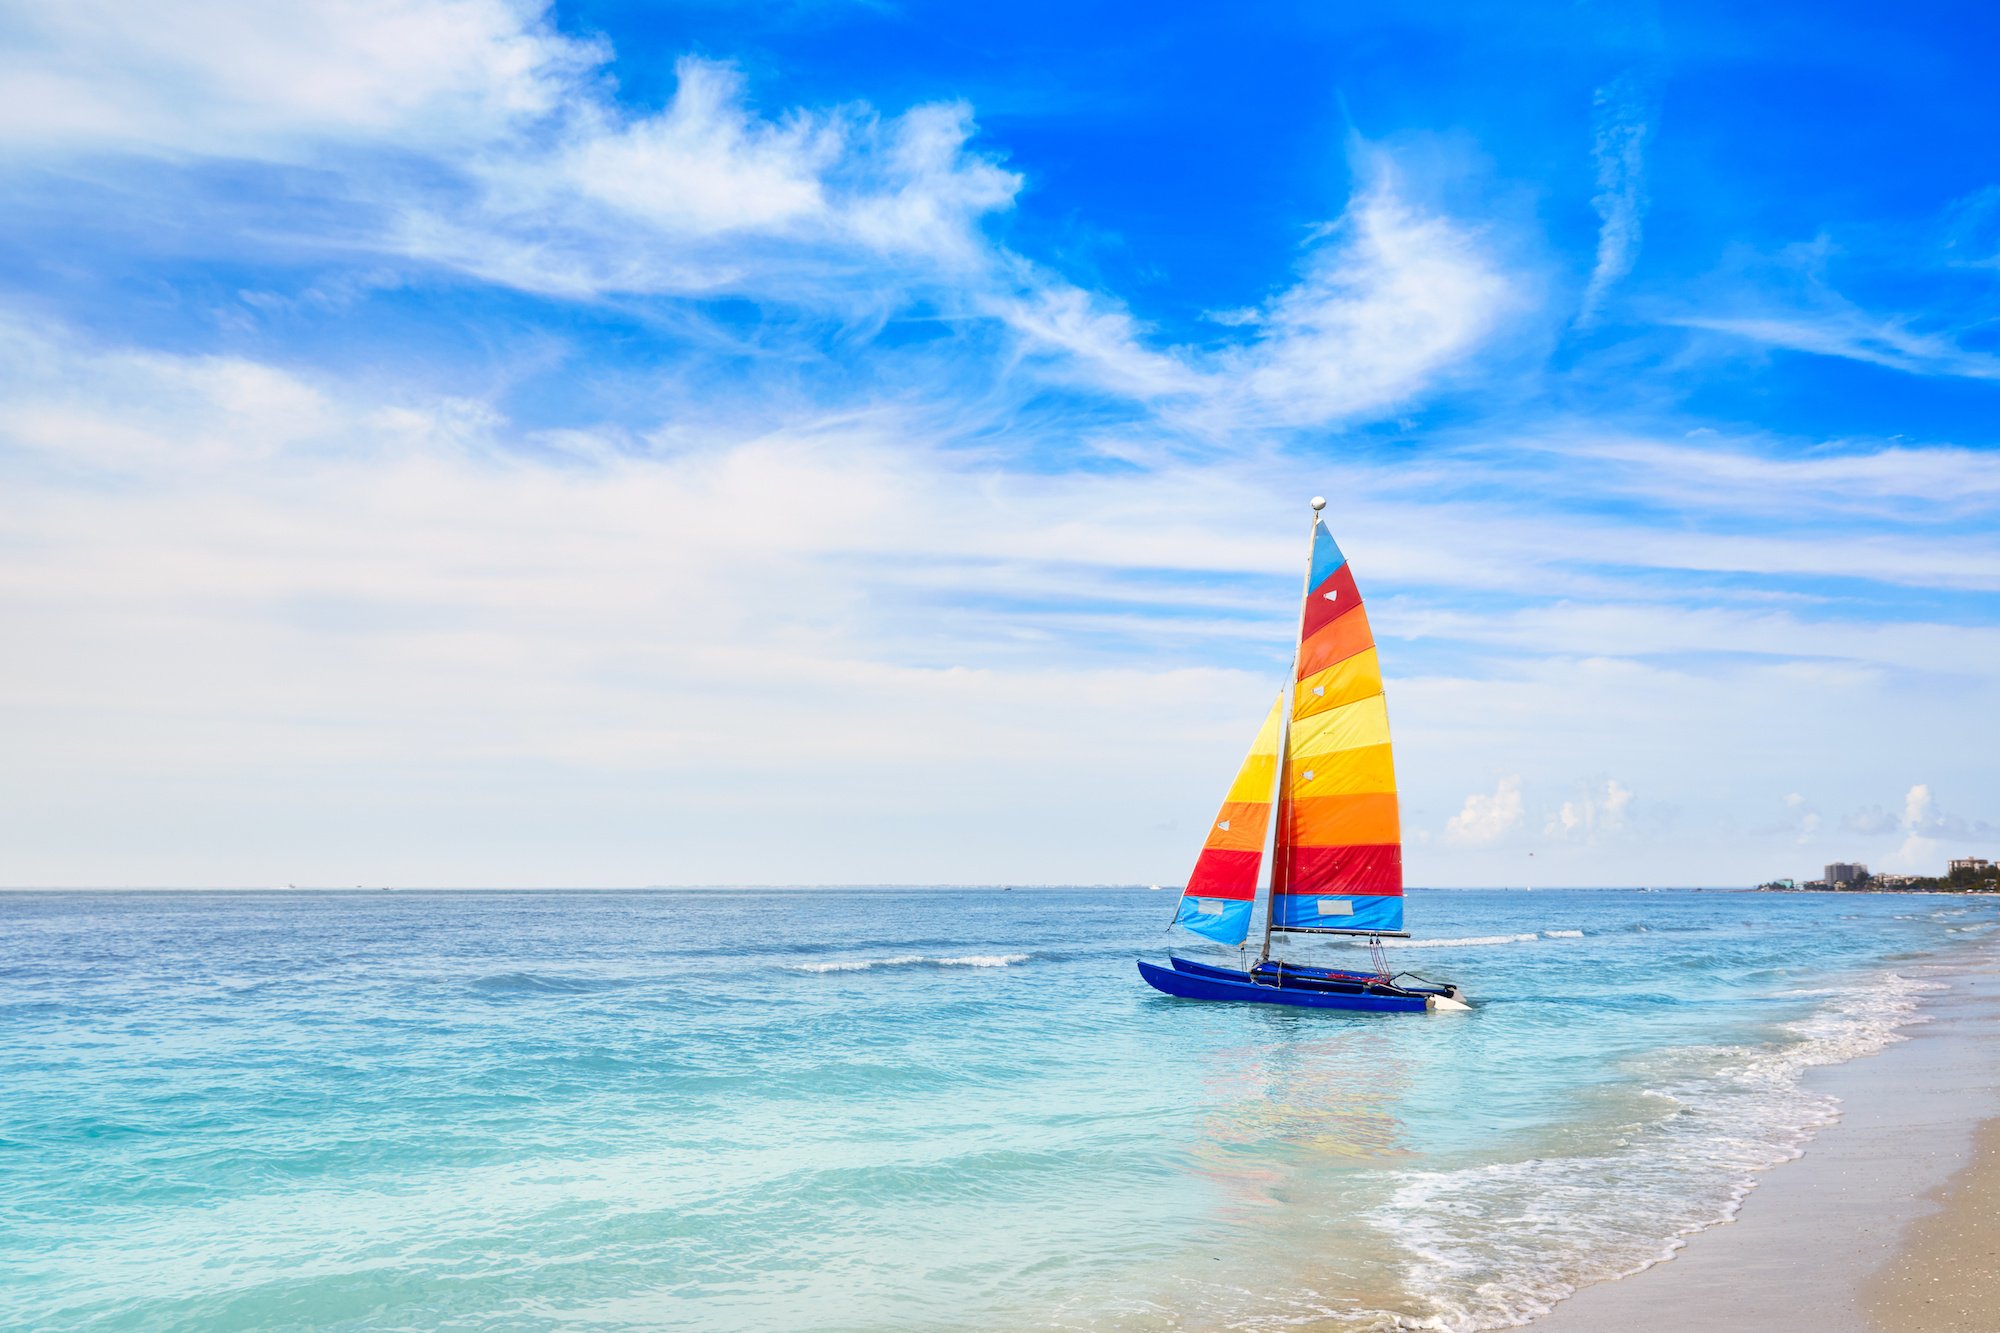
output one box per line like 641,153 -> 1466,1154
1949,858 -> 1992,875
1825,862 -> 1868,887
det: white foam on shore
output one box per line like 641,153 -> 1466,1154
787,953 -> 1030,973
1366,968 -> 1946,1331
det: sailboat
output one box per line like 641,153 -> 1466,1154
1138,498 -> 1469,1013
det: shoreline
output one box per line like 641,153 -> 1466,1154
1527,934 -> 2000,1332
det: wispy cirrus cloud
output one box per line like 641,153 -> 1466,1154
996,164 -> 1522,429
0,1 -> 1521,435
1678,308 -> 2000,380
407,58 -> 1025,299
1577,69 -> 1653,326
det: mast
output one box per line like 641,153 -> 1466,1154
1259,495 -> 1326,962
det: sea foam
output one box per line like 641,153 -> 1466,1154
786,953 -> 1031,973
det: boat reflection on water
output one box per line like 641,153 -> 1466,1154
1092,1019 -> 1432,1331
1189,1020 -> 1415,1198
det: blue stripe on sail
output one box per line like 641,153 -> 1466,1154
1271,891 -> 1403,933
1309,520 -> 1347,590
1173,896 -> 1255,945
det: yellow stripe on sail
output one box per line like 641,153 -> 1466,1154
1290,742 -> 1397,798
1218,694 -> 1283,799
1294,648 -> 1383,721
1289,693 -> 1389,758
1225,755 -> 1279,804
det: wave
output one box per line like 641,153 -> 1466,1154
786,953 -> 1031,974
1543,929 -> 1585,939
1371,967 -> 1943,1330
469,971 -> 623,994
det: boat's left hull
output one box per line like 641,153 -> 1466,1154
1136,958 -> 1431,1012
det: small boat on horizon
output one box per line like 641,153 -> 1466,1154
1138,498 -> 1469,1014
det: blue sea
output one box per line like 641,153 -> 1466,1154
3,888 -> 1995,1331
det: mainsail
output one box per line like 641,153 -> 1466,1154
1170,695 -> 1282,945
1270,517 -> 1403,934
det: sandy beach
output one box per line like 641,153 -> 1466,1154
1864,1111 -> 2000,1332
1530,937 -> 2000,1333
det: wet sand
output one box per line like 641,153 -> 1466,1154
1528,942 -> 2000,1333
1863,1112 -> 2000,1332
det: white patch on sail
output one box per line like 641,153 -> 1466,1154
1323,590 -> 1340,602
1195,899 -> 1225,916
1216,819 -> 1231,831
1313,685 -> 1325,696
1319,898 -> 1354,916
1303,769 -> 1315,781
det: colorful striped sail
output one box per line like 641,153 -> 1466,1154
1271,517 -> 1404,933
1171,695 -> 1282,945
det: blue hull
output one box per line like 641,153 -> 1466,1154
1168,955 -> 1393,987
1136,958 -> 1432,1012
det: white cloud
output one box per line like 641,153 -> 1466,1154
1675,277 -> 2000,382
0,2 -> 1517,433
998,167 -> 1521,429
1547,778 -> 1632,839
1882,783 -> 1997,870
5,309 -> 1999,886
0,5 -> 1022,303
561,60 -> 841,236
1445,776 -> 1524,845
393,58 -> 1022,300
1541,433 -> 2000,521
0,0 -> 597,155
1891,783 -> 1940,869
1577,71 -> 1650,325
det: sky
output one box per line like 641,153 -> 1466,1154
1,0 -> 1996,887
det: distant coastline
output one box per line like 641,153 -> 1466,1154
1754,884 -> 1999,894
1757,857 -> 1999,895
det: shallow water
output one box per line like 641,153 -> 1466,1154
2,888 -> 1992,1330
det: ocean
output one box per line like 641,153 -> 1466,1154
3,887 -> 1994,1331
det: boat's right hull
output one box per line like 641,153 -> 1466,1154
1136,958 -> 1431,1012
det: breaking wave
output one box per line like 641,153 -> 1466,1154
1372,968 -> 1944,1330
787,953 -> 1031,974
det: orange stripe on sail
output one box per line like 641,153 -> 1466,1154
1182,693 -> 1283,896
1297,606 -> 1375,681
1203,800 -> 1273,852
1287,792 -> 1401,847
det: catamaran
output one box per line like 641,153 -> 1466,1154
1138,498 -> 1469,1013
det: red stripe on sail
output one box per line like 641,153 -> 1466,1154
1299,563 -> 1361,641
1279,843 -> 1402,897
1185,847 -> 1262,899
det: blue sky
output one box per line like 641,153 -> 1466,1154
1,0 -> 1996,886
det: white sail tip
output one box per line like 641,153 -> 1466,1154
1309,495 -> 1326,511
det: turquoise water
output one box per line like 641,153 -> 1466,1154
3,888 -> 1994,1330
